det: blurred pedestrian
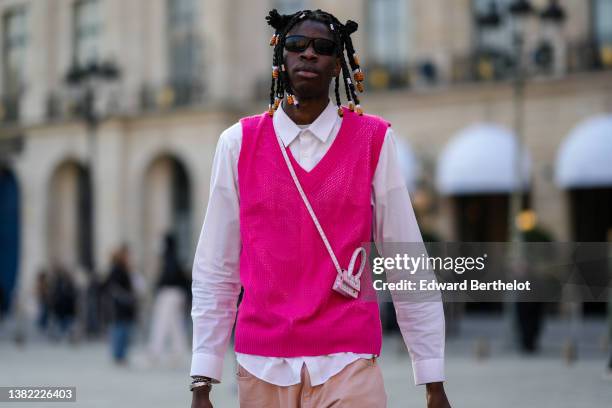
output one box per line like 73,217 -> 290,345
103,245 -> 137,365
606,229 -> 612,378
35,269 -> 52,335
147,233 -> 190,366
515,226 -> 553,353
50,266 -> 77,341
607,290 -> 612,378
84,273 -> 102,338
0,283 -> 4,320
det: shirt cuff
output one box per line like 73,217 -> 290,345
412,358 -> 445,386
190,353 -> 225,382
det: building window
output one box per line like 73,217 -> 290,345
367,0 -> 409,67
593,0 -> 612,47
167,0 -> 202,97
167,0 -> 199,82
73,0 -> 102,67
365,0 -> 410,89
274,0 -> 309,14
2,7 -> 27,96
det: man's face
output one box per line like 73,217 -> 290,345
283,20 -> 341,99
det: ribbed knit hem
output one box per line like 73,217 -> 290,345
234,321 -> 382,358
235,340 -> 382,358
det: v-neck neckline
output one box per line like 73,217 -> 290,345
273,106 -> 350,177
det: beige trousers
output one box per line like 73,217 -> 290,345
236,357 -> 387,408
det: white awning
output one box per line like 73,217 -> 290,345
555,115 -> 612,188
436,123 -> 531,195
394,136 -> 418,192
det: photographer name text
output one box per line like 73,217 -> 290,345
373,279 -> 531,292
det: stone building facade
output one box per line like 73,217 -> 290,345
0,0 -> 611,318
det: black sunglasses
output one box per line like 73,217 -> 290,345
284,35 -> 337,56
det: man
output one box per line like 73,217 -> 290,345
607,229 -> 612,379
148,234 -> 190,365
191,9 -> 450,408
103,245 -> 138,364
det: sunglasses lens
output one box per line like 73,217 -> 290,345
285,36 -> 309,52
313,39 -> 336,56
284,36 -> 336,56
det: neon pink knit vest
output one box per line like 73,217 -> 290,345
235,106 -> 387,357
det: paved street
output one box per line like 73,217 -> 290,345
1,317 -> 611,407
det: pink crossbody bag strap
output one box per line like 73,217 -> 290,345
274,129 -> 365,298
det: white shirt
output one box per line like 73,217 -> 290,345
191,100 -> 445,386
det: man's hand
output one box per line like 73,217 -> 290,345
425,382 -> 451,408
191,386 -> 213,408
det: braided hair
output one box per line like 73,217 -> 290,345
266,9 -> 366,117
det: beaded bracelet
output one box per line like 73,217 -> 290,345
191,376 -> 212,383
189,375 -> 214,392
189,381 -> 212,392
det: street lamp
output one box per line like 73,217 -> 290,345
476,0 -> 566,349
506,0 -> 535,247
477,0 -> 566,240
539,0 -> 567,76
476,2 -> 501,29
540,0 -> 566,23
64,60 -> 121,274
508,0 -> 534,19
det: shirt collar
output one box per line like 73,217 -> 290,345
273,99 -> 338,146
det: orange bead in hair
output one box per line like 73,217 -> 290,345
269,34 -> 277,46
272,66 -> 279,79
348,101 -> 355,111
354,71 -> 364,82
353,53 -> 360,66
274,98 -> 280,109
355,104 -> 363,115
337,107 -> 344,117
356,82 -> 364,93
268,104 -> 274,116
287,94 -> 294,105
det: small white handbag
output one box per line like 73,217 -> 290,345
274,128 -> 366,299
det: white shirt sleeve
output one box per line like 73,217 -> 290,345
372,128 -> 446,386
190,122 -> 243,381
